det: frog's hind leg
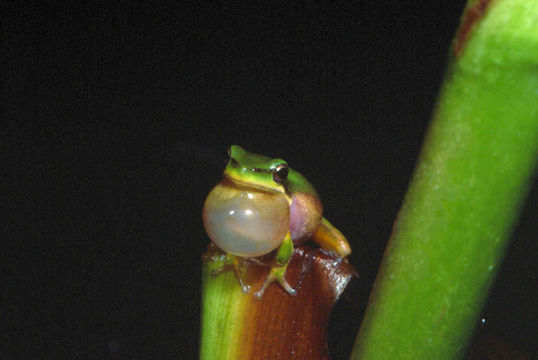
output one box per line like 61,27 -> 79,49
311,217 -> 351,257
254,232 -> 296,299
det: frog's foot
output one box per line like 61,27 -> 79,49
211,254 -> 251,294
254,264 -> 296,299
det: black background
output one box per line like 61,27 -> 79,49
3,1 -> 536,359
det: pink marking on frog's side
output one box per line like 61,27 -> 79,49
289,192 -> 322,245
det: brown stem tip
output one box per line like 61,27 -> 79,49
201,246 -> 358,360
454,0 -> 492,57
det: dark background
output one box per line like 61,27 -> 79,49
3,1 -> 536,359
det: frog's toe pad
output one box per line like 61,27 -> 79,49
279,279 -> 297,296
239,283 -> 251,294
253,289 -> 265,300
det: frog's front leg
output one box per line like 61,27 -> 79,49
210,252 -> 251,294
254,232 -> 296,299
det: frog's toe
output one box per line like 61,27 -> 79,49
210,267 -> 226,277
253,288 -> 265,300
237,278 -> 251,294
254,265 -> 296,299
279,279 -> 296,296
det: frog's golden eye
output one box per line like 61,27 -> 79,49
273,164 -> 288,184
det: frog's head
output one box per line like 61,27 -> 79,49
223,145 -> 289,194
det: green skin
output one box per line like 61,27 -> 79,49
224,145 -> 318,197
221,145 -> 319,298
211,145 -> 351,297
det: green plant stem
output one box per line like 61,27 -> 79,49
352,0 -> 538,359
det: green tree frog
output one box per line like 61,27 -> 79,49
203,145 -> 351,298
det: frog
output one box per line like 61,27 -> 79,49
202,145 -> 351,298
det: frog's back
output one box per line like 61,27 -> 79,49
286,168 -> 318,197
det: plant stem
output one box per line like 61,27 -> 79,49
200,246 -> 356,359
351,0 -> 538,359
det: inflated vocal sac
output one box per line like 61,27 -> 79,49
203,180 -> 290,257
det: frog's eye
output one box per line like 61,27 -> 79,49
273,164 -> 288,184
